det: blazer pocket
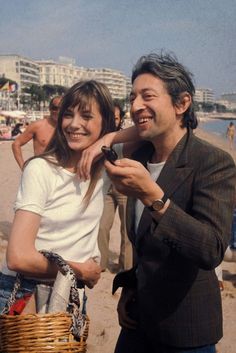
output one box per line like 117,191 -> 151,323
112,266 -> 137,294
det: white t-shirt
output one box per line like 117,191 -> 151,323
135,161 -> 165,232
2,154 -> 116,276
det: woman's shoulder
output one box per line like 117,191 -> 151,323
24,157 -> 52,170
23,157 -> 58,180
21,157 -> 58,194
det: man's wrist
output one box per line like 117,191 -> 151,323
149,199 -> 170,220
147,194 -> 168,212
103,132 -> 116,147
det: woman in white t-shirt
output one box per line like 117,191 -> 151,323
0,80 -> 118,313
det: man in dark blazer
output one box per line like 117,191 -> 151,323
104,53 -> 236,353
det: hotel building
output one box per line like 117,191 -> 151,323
0,54 -> 40,90
195,88 -> 214,104
0,54 -> 131,104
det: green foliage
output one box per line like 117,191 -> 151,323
22,84 -> 45,109
0,77 -> 17,86
42,84 -> 67,98
214,103 -> 226,113
21,84 -> 67,109
195,101 -> 227,113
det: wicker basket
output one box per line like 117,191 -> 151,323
0,312 -> 89,353
0,251 -> 90,353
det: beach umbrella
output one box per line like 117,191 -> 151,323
0,110 -> 27,119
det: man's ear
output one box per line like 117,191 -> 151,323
175,92 -> 191,115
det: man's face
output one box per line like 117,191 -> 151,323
49,97 -> 62,123
130,73 -> 182,142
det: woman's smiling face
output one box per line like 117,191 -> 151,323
62,98 -> 103,152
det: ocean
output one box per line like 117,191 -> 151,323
199,118 -> 235,138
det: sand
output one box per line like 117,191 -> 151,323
0,128 -> 235,353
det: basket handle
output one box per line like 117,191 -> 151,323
1,250 -> 80,314
1,273 -> 22,314
40,251 -> 86,339
39,250 -> 78,284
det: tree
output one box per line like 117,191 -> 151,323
0,77 -> 17,87
42,84 -> 67,100
22,84 -> 45,110
20,83 -> 67,110
42,84 -> 57,100
199,102 -> 215,113
54,85 -> 68,95
214,103 -> 226,113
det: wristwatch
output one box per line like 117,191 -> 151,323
148,194 -> 168,212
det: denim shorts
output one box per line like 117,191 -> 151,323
0,272 -> 87,314
0,272 -> 38,313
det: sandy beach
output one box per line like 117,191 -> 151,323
0,128 -> 235,353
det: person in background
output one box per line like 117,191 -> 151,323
11,123 -> 23,138
12,96 -> 62,169
102,53 -> 236,353
20,121 -> 29,133
98,101 -> 133,272
226,121 -> 235,150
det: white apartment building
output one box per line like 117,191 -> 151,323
220,93 -> 236,103
83,68 -> 127,100
0,54 -> 40,91
195,88 -> 214,104
37,59 -> 83,87
0,54 -> 130,101
38,61 -> 129,100
126,77 -> 132,95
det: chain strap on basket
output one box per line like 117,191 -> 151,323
39,250 -> 86,339
1,273 -> 23,315
1,250 -> 87,340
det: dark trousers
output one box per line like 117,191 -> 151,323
114,328 -> 216,353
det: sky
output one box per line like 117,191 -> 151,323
0,0 -> 236,98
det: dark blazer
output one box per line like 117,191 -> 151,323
113,129 -> 236,348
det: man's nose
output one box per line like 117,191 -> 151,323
131,96 -> 145,112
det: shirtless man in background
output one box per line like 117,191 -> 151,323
12,96 -> 62,169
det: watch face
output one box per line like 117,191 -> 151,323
152,199 -> 165,211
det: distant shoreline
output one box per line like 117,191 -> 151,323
197,112 -> 236,121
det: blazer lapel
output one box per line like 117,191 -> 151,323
135,130 -> 194,246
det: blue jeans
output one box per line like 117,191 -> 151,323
114,328 -> 216,353
231,209 -> 236,249
0,272 -> 88,314
0,272 -> 37,313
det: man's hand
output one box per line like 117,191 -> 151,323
104,158 -> 164,206
68,258 -> 102,289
